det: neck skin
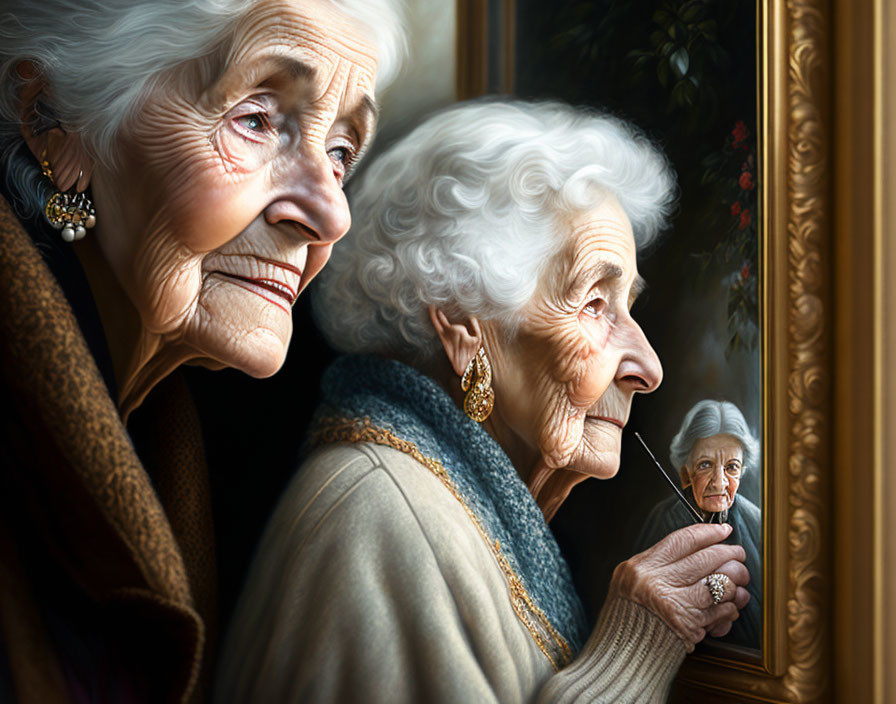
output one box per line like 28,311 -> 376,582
428,357 -> 586,523
73,237 -> 196,422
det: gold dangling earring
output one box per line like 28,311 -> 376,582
461,347 -> 495,423
41,150 -> 96,243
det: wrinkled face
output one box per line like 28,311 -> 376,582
90,0 -> 378,376
486,196 -> 663,478
682,434 -> 744,512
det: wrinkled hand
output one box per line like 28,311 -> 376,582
609,523 -> 750,650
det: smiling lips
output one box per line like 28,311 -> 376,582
214,262 -> 300,313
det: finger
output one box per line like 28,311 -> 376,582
645,523 -> 733,564
734,586 -> 751,611
707,619 -> 734,638
705,602 -> 740,638
700,601 -> 739,629
715,560 -> 750,587
672,543 -> 746,584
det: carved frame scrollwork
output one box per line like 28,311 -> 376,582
670,0 -> 833,700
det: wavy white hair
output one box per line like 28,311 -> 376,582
313,99 -> 677,363
0,0 -> 405,211
669,399 -> 760,472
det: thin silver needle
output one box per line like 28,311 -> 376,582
633,431 -> 704,524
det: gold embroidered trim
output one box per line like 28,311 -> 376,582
312,416 -> 574,670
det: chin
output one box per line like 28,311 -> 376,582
567,447 -> 622,479
570,421 -> 623,478
212,327 -> 291,379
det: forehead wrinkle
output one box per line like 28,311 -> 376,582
254,3 -> 376,74
224,3 -> 377,92
560,211 -> 639,298
337,71 -> 378,136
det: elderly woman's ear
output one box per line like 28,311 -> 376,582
679,466 -> 692,489
428,306 -> 483,377
17,66 -> 93,192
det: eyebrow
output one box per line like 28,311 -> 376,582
629,274 -> 647,308
258,56 -> 379,121
568,262 -> 622,298
266,56 -> 317,81
695,455 -> 743,463
358,94 -> 380,123
568,262 -> 647,308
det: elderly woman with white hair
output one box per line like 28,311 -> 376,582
0,1 -> 403,701
635,400 -> 762,649
219,100 -> 752,703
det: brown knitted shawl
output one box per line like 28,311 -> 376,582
0,194 -> 217,703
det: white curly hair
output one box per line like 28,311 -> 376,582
0,0 -> 406,212
312,99 -> 677,363
669,399 -> 760,472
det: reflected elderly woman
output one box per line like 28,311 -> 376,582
0,1 -> 402,701
636,400 -> 762,649
219,101 -> 752,703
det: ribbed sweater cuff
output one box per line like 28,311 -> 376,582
537,596 -> 686,703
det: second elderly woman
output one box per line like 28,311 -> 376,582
0,1 -> 403,701
219,100 -> 752,703
636,399 -> 762,649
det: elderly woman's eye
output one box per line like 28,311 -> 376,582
583,298 -> 607,318
725,462 -> 742,475
239,114 -> 266,131
232,112 -> 275,142
328,145 -> 356,168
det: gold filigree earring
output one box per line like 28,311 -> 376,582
41,150 -> 96,242
461,347 -> 495,423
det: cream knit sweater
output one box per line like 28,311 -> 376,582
217,440 -> 685,703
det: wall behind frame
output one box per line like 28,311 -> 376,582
833,0 -> 896,700
879,0 -> 896,699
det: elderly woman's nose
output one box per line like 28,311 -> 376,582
615,319 -> 663,393
264,155 -> 351,244
709,466 -> 729,486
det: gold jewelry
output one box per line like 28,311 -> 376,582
461,347 -> 494,423
41,150 -> 96,242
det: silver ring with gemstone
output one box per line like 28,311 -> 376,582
705,573 -> 730,605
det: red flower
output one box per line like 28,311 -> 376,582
739,171 -> 754,190
731,201 -> 742,216
741,263 -> 750,281
739,209 -> 751,230
732,120 -> 748,145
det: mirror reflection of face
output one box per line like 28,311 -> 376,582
90,0 -> 378,378
681,434 -> 744,512
486,195 -> 663,478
